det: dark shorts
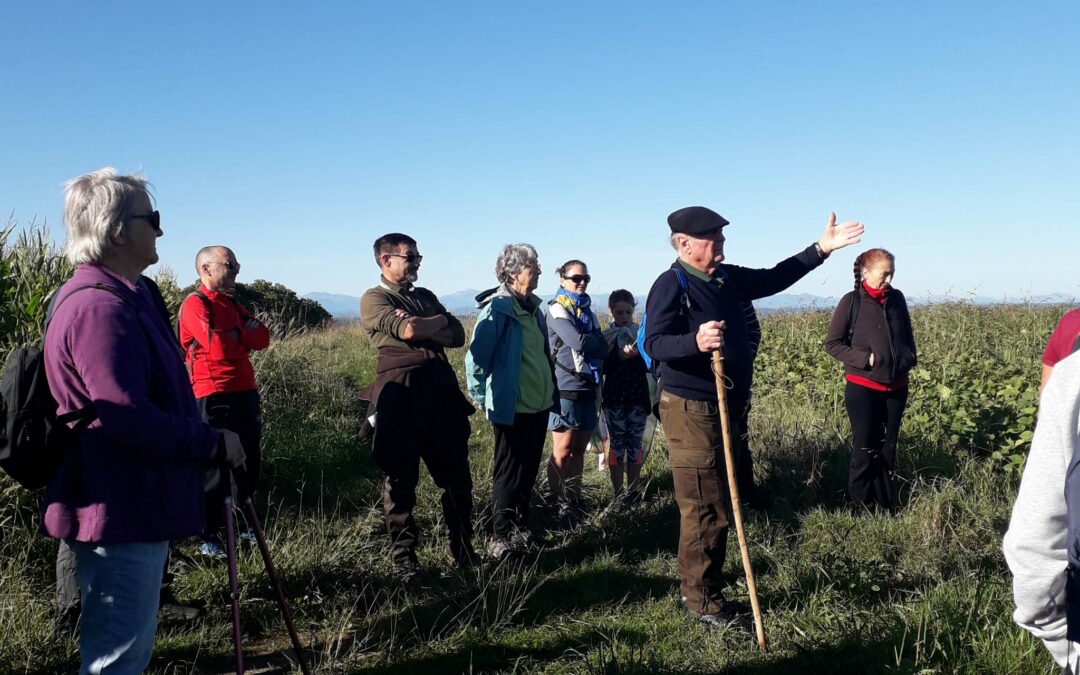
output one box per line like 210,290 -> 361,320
604,404 -> 649,465
548,396 -> 598,432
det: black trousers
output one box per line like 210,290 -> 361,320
199,389 -> 262,538
372,386 -> 474,564
491,411 -> 548,539
844,382 -> 908,510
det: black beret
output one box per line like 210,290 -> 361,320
667,206 -> 729,235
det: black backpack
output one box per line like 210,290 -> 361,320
0,283 -> 122,489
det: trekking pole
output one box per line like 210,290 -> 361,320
711,350 -> 767,653
241,496 -> 312,675
222,469 -> 245,674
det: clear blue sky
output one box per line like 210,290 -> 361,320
2,2 -> 1077,302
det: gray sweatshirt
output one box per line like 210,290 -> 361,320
1003,351 -> 1080,674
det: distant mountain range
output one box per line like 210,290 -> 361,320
305,289 -> 1079,319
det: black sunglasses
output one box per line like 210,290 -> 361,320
128,210 -> 160,231
387,253 -> 423,264
208,260 -> 238,270
563,274 -> 591,284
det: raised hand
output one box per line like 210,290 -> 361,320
818,212 -> 865,254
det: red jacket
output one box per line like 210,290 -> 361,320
178,285 -> 270,397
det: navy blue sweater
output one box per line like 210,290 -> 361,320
643,245 -> 824,405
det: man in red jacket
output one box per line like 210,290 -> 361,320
179,246 -> 270,556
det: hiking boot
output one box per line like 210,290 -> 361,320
486,537 -> 512,561
557,501 -> 583,528
393,562 -> 422,584
159,600 -> 205,622
509,527 -> 546,552
198,540 -> 226,559
684,599 -> 752,631
158,588 -> 205,622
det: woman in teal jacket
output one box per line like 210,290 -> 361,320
466,243 -> 557,559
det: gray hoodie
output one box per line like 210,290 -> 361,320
1004,351 -> 1080,673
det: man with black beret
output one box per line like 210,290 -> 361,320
643,205 -> 863,626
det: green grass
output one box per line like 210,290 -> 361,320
0,299 -> 1068,674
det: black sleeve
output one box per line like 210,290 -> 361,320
725,245 -> 823,301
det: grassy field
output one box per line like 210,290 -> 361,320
0,289 -> 1067,673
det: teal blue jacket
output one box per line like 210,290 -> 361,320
465,286 -> 557,425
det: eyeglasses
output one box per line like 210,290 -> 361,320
208,260 -> 238,270
387,253 -> 423,264
128,210 -> 161,231
563,274 -> 591,284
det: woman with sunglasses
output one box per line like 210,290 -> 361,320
43,168 -> 246,672
545,260 -> 611,525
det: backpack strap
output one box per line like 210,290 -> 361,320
672,268 -> 691,316
844,290 -> 860,346
548,304 -> 599,387
44,282 -> 132,428
45,283 -> 125,330
178,290 -> 214,351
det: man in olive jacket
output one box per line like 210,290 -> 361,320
359,233 -> 477,577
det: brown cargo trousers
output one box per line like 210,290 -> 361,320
659,390 -> 732,616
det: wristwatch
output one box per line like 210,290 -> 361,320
813,242 -> 830,259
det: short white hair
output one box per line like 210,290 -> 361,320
63,168 -> 153,265
669,233 -> 683,251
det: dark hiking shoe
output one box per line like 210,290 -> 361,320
557,502 -> 584,528
159,601 -> 205,622
54,605 -> 80,639
509,527 -> 547,551
487,537 -> 512,561
198,539 -> 226,559
392,556 -> 425,584
685,599 -> 753,631
158,588 -> 205,622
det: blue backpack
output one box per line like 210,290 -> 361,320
636,268 -> 690,371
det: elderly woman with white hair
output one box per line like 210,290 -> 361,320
466,243 -> 558,559
43,168 -> 245,673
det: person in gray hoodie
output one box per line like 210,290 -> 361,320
1004,350 -> 1080,673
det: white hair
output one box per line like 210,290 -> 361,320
63,168 -> 153,265
495,243 -> 539,285
669,233 -> 683,251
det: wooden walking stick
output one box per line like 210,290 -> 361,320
712,350 -> 767,653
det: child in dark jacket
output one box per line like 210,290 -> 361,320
601,290 -> 651,503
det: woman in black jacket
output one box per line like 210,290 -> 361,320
824,248 -> 916,511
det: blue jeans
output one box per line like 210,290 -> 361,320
71,540 -> 169,674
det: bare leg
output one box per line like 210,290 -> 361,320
610,461 -> 624,496
548,429 -> 574,501
563,430 -> 589,503
627,462 -> 642,494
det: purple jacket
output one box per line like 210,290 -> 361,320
43,264 -> 219,544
